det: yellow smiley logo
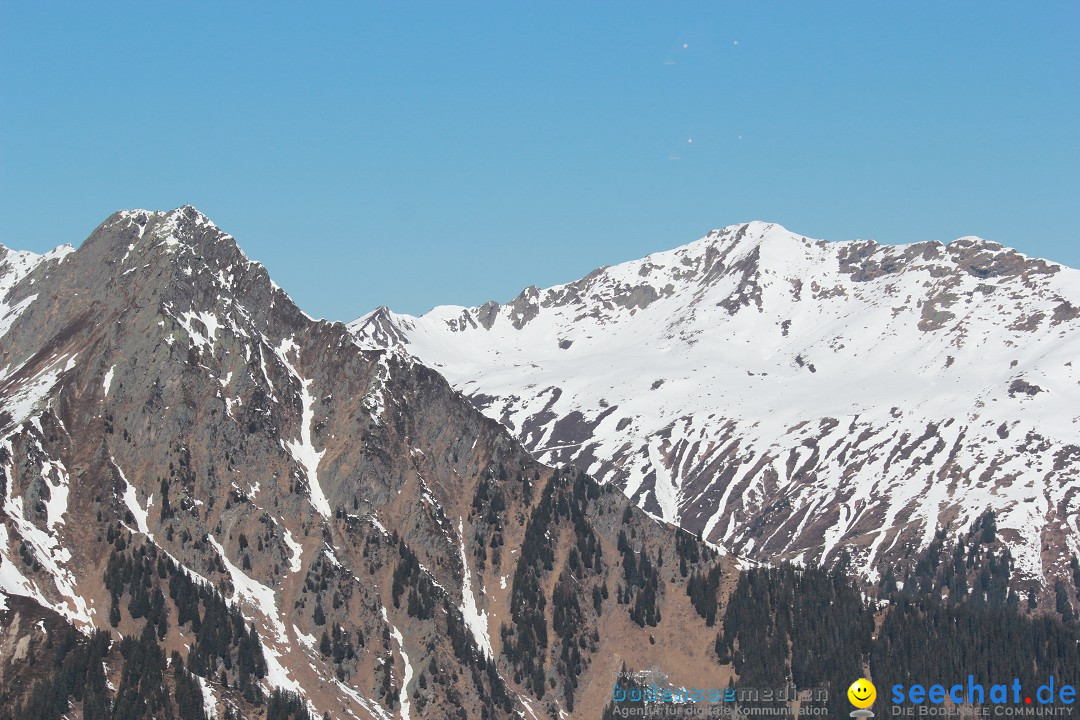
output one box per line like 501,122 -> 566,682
848,678 -> 877,709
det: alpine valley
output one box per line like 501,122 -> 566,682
1,209 -> 1079,720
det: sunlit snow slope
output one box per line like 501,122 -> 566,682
352,222 -> 1080,587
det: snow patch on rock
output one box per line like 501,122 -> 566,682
457,518 -> 492,657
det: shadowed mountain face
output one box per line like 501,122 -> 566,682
0,208 -> 742,719
351,221 -> 1080,590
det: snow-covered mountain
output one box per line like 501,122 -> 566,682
351,221 -> 1080,588
5,209 -> 1079,719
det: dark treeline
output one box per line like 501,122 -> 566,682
2,621 -> 233,720
605,512 -> 1080,720
5,532 -> 266,720
265,689 -> 312,720
719,561 -> 873,717
501,467 -> 607,712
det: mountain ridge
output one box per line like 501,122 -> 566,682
356,220 -> 1064,323
4,207 -> 1080,719
351,221 -> 1080,590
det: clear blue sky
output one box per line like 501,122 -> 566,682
1,2 -> 1077,319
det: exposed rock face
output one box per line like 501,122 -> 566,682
352,221 -> 1080,590
0,208 -> 739,719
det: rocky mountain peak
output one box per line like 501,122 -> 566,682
91,206 -> 250,273
352,305 -> 413,347
2,208 -> 776,719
